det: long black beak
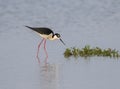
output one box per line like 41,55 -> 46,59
60,38 -> 65,45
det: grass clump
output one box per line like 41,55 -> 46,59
64,48 -> 72,58
64,45 -> 120,58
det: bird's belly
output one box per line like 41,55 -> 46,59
39,33 -> 53,40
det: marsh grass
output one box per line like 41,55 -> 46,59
64,45 -> 120,58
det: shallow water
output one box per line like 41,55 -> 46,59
0,0 -> 120,89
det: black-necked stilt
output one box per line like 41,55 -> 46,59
25,26 -> 65,62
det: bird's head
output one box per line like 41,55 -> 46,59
54,33 -> 61,39
54,33 -> 65,45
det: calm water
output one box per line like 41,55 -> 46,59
0,0 -> 120,89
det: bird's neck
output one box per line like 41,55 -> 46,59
49,34 -> 59,40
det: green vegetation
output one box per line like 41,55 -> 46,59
64,45 -> 120,58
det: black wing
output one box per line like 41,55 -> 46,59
25,26 -> 54,35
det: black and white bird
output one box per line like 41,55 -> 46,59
25,26 -> 65,62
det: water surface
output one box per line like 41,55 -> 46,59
0,0 -> 120,89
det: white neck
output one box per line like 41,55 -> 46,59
49,35 -> 59,40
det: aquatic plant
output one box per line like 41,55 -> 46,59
64,45 -> 120,58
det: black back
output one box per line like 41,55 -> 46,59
25,26 -> 54,35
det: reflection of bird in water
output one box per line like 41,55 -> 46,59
39,64 -> 59,89
26,26 -> 65,63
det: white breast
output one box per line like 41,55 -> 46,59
37,32 -> 59,40
38,33 -> 53,40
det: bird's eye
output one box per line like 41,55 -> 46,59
57,34 -> 60,38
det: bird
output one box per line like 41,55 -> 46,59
25,26 -> 65,62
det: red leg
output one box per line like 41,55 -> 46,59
37,38 -> 44,63
43,39 -> 48,62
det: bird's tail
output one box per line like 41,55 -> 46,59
25,26 -> 33,29
25,25 -> 40,33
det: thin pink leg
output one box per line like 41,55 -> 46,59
37,38 -> 44,63
44,39 -> 48,62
